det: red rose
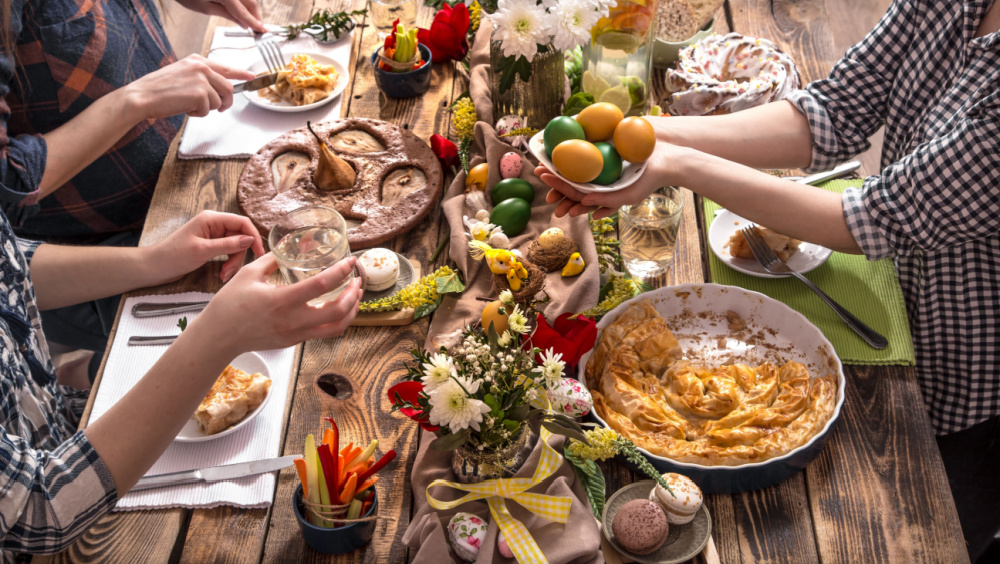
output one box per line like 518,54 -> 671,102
430,134 -> 460,171
417,3 -> 469,63
387,380 -> 440,432
524,313 -> 598,370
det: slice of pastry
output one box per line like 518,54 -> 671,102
195,366 -> 272,435
725,226 -> 802,262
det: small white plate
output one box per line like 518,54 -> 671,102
708,209 -> 833,278
243,52 -> 347,113
174,352 -> 271,443
528,130 -> 648,194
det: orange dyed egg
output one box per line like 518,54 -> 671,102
552,140 -> 604,183
613,117 -> 656,163
576,102 -> 624,142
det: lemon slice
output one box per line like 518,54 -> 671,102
599,86 -> 633,114
595,31 -> 640,53
582,71 -> 611,97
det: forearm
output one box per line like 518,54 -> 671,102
665,146 -> 861,253
38,89 -> 143,197
654,101 -> 815,170
29,243 -> 162,310
84,320 -> 236,493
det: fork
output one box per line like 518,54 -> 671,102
253,32 -> 286,74
741,226 -> 889,349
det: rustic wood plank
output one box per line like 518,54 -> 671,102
33,511 -> 188,564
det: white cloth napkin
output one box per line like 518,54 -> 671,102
89,292 -> 296,511
177,26 -> 354,159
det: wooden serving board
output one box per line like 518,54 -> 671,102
351,258 -> 421,326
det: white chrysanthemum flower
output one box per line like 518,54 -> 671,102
488,0 -> 550,61
498,290 -> 514,306
427,379 -> 490,431
497,330 -> 512,347
547,0 -> 601,51
421,352 -> 457,392
507,305 -> 529,334
532,348 -> 566,387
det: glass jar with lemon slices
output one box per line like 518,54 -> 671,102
582,0 -> 658,116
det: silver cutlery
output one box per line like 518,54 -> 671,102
128,335 -> 179,346
740,225 -> 889,349
233,71 -> 279,93
795,160 -> 861,185
132,301 -> 210,318
253,31 -> 286,74
132,455 -> 300,492
225,22 -> 355,44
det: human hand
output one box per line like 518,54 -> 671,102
144,210 -> 266,284
198,254 -> 363,355
122,55 -> 255,121
177,0 -> 266,32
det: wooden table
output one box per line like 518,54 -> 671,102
38,0 -> 968,562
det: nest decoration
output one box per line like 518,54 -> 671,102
525,238 -> 579,273
492,259 -> 545,305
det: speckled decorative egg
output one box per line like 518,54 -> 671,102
498,531 -> 514,558
531,377 -> 593,418
447,512 -> 488,562
495,114 -> 528,149
499,152 -> 522,179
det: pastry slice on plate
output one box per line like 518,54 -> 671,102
725,226 -> 802,262
194,365 -> 272,435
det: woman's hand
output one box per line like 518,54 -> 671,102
121,55 -> 255,120
143,210 -> 266,285
177,0 -> 266,32
197,254 -> 364,355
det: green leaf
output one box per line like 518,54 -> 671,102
506,403 -> 530,422
564,449 -> 606,519
487,323 -> 500,355
502,419 -> 521,433
428,428 -> 471,451
497,55 -> 533,94
436,270 -> 466,294
176,317 -> 188,332
597,279 -> 616,304
413,295 -> 444,320
541,420 -> 590,444
562,92 -> 596,116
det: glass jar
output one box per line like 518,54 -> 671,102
451,427 -> 537,484
581,0 -> 659,116
489,30 -> 565,130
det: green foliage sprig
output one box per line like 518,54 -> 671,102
284,9 -> 367,42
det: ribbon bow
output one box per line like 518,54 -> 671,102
426,426 -> 572,563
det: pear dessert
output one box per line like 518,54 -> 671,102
307,121 -> 356,193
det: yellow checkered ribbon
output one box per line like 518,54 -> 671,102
426,426 -> 572,563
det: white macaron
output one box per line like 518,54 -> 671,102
358,248 -> 399,292
648,472 -> 703,525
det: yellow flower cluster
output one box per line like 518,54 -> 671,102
469,1 -> 482,35
580,273 -> 637,318
359,266 -> 455,312
451,97 -> 477,143
566,427 -> 620,462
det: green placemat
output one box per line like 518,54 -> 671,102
703,178 -> 915,365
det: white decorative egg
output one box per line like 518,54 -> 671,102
540,377 -> 593,418
538,227 -> 565,250
447,512 -> 489,562
495,114 -> 528,149
499,152 -> 522,179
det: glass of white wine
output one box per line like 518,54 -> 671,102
619,186 -> 684,279
369,0 -> 417,37
269,205 -> 355,305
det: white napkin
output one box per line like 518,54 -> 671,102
177,26 -> 354,159
89,292 -> 296,511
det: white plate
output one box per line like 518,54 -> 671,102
243,53 -> 347,113
528,130 -> 648,194
708,209 -> 833,278
579,283 -> 846,472
174,352 -> 271,443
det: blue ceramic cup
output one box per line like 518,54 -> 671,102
371,43 -> 433,98
293,484 -> 378,554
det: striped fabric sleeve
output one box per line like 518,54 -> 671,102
0,430 -> 118,554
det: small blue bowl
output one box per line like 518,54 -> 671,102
371,43 -> 433,98
293,485 -> 378,554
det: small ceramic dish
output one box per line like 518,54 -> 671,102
243,52 -> 347,112
708,209 -> 833,278
174,352 -> 270,442
603,480 -> 712,564
528,130 -> 648,194
371,43 -> 433,98
351,249 -> 415,301
293,485 -> 378,554
653,17 -> 715,69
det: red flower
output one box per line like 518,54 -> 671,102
430,134 -> 460,171
388,380 -> 440,432
524,313 -> 598,370
417,3 -> 469,63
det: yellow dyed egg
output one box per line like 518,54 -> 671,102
552,140 -> 604,184
576,102 -> 624,142
465,163 -> 489,191
480,300 -> 509,334
613,117 -> 656,163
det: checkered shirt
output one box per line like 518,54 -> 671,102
786,0 -> 1000,435
0,214 -> 117,561
0,0 -> 183,241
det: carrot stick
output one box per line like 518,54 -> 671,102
293,458 -> 309,499
356,476 -> 378,495
361,500 -> 372,516
323,428 -> 334,447
345,462 -> 367,477
339,442 -> 355,457
342,446 -> 363,468
338,453 -> 347,485
339,472 -> 358,505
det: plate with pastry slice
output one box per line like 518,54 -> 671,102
175,352 -> 272,442
708,209 -> 832,278
244,52 -> 347,112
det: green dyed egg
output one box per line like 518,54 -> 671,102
543,116 -> 586,158
593,142 -> 623,185
491,178 -> 536,206
490,198 -> 531,236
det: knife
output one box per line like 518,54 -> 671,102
128,335 -> 179,346
796,160 -> 861,185
132,455 -> 300,492
233,72 -> 279,94
132,301 -> 210,318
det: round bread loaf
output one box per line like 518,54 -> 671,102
611,498 -> 669,555
238,118 -> 443,249
649,472 -> 703,525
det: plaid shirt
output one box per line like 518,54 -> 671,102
0,0 -> 183,241
787,0 -> 1000,435
0,214 -> 116,561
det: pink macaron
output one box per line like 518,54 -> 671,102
611,499 -> 669,555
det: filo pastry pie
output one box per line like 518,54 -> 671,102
586,301 -> 837,466
194,365 -> 272,435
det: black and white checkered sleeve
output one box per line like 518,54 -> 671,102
787,0 -> 920,172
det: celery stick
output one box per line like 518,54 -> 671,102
347,498 -> 363,520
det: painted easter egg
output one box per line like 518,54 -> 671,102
495,114 -> 527,148
447,512 -> 488,562
535,377 -> 593,418
499,151 -> 523,179
498,531 -> 514,558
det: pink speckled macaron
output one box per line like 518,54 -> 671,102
611,499 -> 669,555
